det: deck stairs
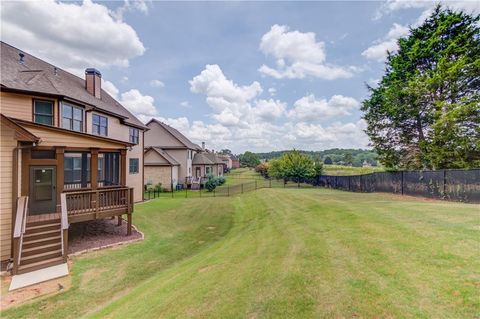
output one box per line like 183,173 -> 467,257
17,218 -> 64,275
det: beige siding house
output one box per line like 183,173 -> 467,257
144,119 -> 226,188
144,119 -> 202,187
0,42 -> 147,274
144,147 -> 179,191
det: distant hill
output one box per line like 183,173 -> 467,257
251,149 -> 379,167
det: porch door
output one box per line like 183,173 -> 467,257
196,167 -> 201,178
29,166 -> 57,214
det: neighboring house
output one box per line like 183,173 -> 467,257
144,146 -> 179,191
144,119 -> 227,188
0,42 -> 147,275
231,156 -> 241,169
144,119 -> 202,187
192,152 -> 225,178
217,154 -> 232,170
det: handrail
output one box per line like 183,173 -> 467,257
13,196 -> 28,238
60,193 -> 69,258
65,186 -> 130,196
13,196 -> 28,274
63,187 -> 133,217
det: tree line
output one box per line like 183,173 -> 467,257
240,149 -> 378,168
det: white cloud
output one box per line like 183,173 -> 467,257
258,24 -> 355,80
150,79 -> 165,88
362,23 -> 409,61
112,0 -> 150,21
120,89 -> 157,117
288,94 -> 360,121
102,79 -> 120,100
268,87 -> 277,96
252,99 -> 286,122
188,65 -> 368,152
0,0 -> 145,74
190,64 -> 262,126
180,101 -> 190,108
121,76 -> 129,83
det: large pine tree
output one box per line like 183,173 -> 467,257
362,6 -> 479,169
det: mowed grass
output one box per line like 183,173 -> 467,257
3,189 -> 479,318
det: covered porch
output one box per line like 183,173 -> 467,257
10,120 -> 136,275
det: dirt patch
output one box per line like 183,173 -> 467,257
1,270 -> 71,310
68,218 -> 142,255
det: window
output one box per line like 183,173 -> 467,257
129,128 -> 139,144
34,100 -> 53,125
64,153 -> 90,188
92,114 -> 108,136
98,153 -> 120,186
61,103 -> 83,132
129,158 -> 139,174
206,166 -> 212,175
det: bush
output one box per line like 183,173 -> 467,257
154,182 -> 162,191
217,176 -> 226,185
205,177 -> 217,192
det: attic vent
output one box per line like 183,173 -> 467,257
18,52 -> 25,64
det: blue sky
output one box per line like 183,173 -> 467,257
2,1 -> 479,153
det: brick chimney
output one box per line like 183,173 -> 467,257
85,68 -> 101,99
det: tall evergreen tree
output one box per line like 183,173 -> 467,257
362,6 -> 480,169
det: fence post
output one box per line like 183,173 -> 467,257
269,179 -> 271,188
241,183 -> 243,193
360,174 -> 363,193
255,180 -> 257,190
443,169 -> 447,199
200,186 -> 202,197
185,186 -> 187,198
228,185 -> 230,197
401,171 -> 404,195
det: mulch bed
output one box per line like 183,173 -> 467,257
68,218 -> 142,255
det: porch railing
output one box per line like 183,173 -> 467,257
62,187 -> 133,217
12,196 -> 28,275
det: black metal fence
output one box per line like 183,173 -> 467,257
318,169 -> 480,203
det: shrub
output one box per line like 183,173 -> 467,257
217,176 -> 226,185
205,177 -> 217,192
154,182 -> 162,191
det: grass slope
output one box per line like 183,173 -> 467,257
4,189 -> 479,318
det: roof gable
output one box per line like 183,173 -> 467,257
145,147 -> 179,166
145,119 -> 201,150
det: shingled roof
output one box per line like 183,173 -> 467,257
0,41 -> 146,129
192,152 -> 214,165
146,147 -> 180,166
146,118 -> 202,150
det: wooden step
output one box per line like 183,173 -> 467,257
17,256 -> 64,275
20,250 -> 62,265
23,229 -> 60,241
22,236 -> 61,249
26,218 -> 60,228
25,223 -> 60,234
22,243 -> 62,257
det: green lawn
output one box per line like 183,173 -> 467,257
3,189 -> 479,318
